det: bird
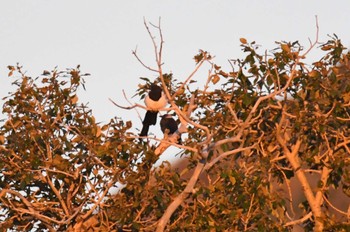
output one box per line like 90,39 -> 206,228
160,114 -> 181,143
140,83 -> 167,136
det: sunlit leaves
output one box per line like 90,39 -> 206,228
7,65 -> 15,77
281,43 -> 291,53
211,74 -> 220,84
0,66 -> 140,230
1,33 -> 350,231
71,94 -> 78,104
194,52 -> 204,64
240,37 -> 247,44
194,49 -> 212,64
308,70 -> 321,78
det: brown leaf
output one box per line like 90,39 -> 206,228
212,75 -> 220,84
240,38 -> 247,44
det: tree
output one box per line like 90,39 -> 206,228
1,20 -> 350,231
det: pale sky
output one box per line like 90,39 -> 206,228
1,0 -> 349,130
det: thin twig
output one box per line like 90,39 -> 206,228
322,195 -> 349,216
284,212 -> 312,227
204,144 -> 257,171
300,15 -> 319,58
275,164 -> 296,218
243,193 -> 255,231
132,49 -> 159,73
109,98 -> 146,110
173,55 -> 208,99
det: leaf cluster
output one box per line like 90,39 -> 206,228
1,35 -> 350,231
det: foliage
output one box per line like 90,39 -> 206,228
1,24 -> 350,231
0,66 -> 137,231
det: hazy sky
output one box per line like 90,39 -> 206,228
1,0 -> 349,130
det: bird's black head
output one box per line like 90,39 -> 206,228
148,84 -> 162,101
150,83 -> 161,93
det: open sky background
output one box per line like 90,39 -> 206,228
1,0 -> 349,139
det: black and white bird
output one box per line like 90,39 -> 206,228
160,114 -> 181,143
140,84 -> 167,136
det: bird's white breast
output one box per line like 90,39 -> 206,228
144,92 -> 167,111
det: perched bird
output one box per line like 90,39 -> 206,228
160,114 -> 181,143
140,84 -> 167,136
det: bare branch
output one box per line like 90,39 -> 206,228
276,108 -> 325,230
156,160 -> 204,232
109,98 -> 146,110
149,17 -> 164,68
242,193 -> 255,231
173,54 -> 208,99
315,166 -> 332,205
284,212 -> 312,227
132,48 -> 159,73
322,194 -> 349,216
144,18 -> 161,67
300,15 -> 319,58
226,102 -> 243,126
275,164 -> 296,218
145,133 -> 197,154
0,189 -> 83,227
81,177 -> 116,221
45,175 -> 70,216
204,144 -> 257,171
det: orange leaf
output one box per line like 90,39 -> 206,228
240,38 -> 247,44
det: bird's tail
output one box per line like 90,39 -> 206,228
140,124 -> 150,137
140,111 -> 158,136
143,111 -> 158,125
